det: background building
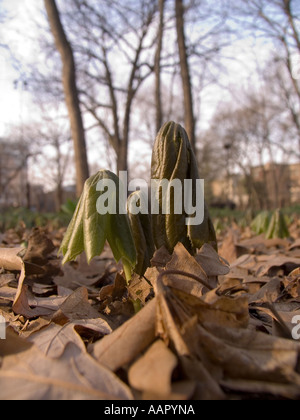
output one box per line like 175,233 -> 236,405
211,162 -> 300,210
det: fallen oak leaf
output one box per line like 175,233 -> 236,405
150,246 -> 172,268
99,273 -> 127,303
195,243 -> 230,277
12,284 -> 57,318
289,239 -> 300,250
197,323 -> 300,386
0,248 -> 27,316
156,270 -> 249,330
256,255 -> 300,277
128,339 -> 178,397
0,247 -> 26,273
0,273 -> 16,287
248,277 -> 282,305
0,328 -> 33,357
179,355 -> 225,400
28,318 -> 112,358
0,340 -> 133,400
165,243 -> 215,292
220,378 -> 300,400
154,267 -> 300,399
91,298 -> 156,371
28,322 -> 87,358
0,247 -> 47,317
24,228 -> 55,266
289,267 -> 300,277
51,286 -> 107,327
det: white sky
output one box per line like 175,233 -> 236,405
1,0 -> 295,187
0,1 -> 272,133
0,0 -> 35,136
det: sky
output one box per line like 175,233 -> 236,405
0,0 -> 35,136
0,1 -> 274,134
1,0 -> 298,187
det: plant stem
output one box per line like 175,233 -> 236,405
123,259 -> 132,284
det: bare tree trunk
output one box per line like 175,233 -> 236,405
53,135 -> 64,212
282,0 -> 300,53
44,0 -> 89,197
175,0 -> 196,150
155,0 -> 165,133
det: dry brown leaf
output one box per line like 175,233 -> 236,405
196,323 -> 300,385
195,243 -> 230,277
0,247 -> 50,317
159,272 -> 208,299
0,329 -> 33,357
219,230 -> 249,264
230,254 -> 258,272
179,356 -> 225,400
28,322 -> 86,358
128,274 -> 153,306
152,267 -> 300,399
99,273 -> 127,302
53,263 -> 94,290
24,228 -> 55,266
289,239 -> 300,251
151,246 -> 172,268
52,287 -> 100,324
28,318 -> 112,358
139,380 -> 198,400
0,338 -> 133,400
92,298 -> 156,371
166,243 -> 215,291
0,274 -> 15,287
12,284 -> 56,318
289,267 -> 300,277
256,256 -> 300,277
156,269 -> 249,330
76,252 -> 115,282
248,277 -> 282,305
253,306 -> 300,340
0,248 -> 26,315
220,378 -> 300,399
128,339 -> 178,396
20,318 -> 51,339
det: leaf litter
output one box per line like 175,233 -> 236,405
1,225 -> 300,400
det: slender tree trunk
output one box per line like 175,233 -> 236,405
54,136 -> 64,212
117,141 -> 128,174
44,0 -> 89,197
175,0 -> 196,150
283,0 -> 300,53
155,0 -> 165,133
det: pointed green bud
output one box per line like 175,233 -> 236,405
266,209 -> 290,239
151,121 -> 217,253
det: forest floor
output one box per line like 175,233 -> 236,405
0,215 -> 300,400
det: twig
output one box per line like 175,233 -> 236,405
157,269 -> 214,291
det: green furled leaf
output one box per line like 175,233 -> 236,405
59,193 -> 85,263
151,121 -> 217,254
251,211 -> 272,235
59,171 -> 136,277
127,191 -> 155,276
266,209 -> 290,239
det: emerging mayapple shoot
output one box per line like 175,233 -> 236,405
59,122 -> 218,284
59,170 -> 137,283
151,122 -> 217,254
